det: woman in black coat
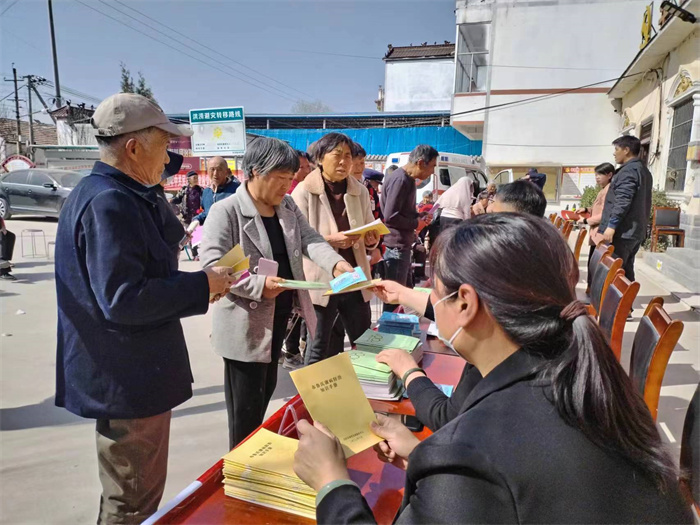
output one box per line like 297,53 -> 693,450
293,213 -> 692,524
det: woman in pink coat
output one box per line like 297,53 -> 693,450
577,162 -> 615,290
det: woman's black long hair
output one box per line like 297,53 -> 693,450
430,213 -> 677,489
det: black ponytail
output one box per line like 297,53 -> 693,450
431,213 -> 677,490
550,314 -> 676,488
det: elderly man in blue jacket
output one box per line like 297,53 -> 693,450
186,156 -> 239,233
54,93 -> 236,524
599,135 -> 653,282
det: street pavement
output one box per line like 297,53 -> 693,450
1,216 -> 698,524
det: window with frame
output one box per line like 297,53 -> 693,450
666,96 -> 693,192
455,23 -> 490,93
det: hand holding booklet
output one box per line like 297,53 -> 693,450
289,353 -> 383,457
342,218 -> 391,237
325,266 -> 381,296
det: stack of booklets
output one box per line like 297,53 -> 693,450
377,312 -> 421,337
347,349 -> 402,400
349,330 -> 424,400
222,428 -> 316,519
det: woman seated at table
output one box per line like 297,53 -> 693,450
293,213 -> 691,524
292,132 -> 379,365
200,137 -> 353,450
372,279 -> 480,431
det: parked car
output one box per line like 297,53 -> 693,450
0,169 -> 86,219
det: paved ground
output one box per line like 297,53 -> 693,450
1,216 -> 698,524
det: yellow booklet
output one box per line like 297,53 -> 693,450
290,353 -> 383,457
342,218 -> 391,237
215,244 -> 250,273
223,428 -> 304,480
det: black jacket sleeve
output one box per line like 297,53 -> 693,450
317,484 -> 377,525
406,364 -> 482,431
82,190 -> 210,325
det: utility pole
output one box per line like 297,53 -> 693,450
26,77 -> 35,157
28,77 -> 57,124
12,66 -> 22,155
47,0 -> 62,107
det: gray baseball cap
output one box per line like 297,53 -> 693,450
91,93 -> 193,138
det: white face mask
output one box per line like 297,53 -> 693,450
434,290 -> 463,353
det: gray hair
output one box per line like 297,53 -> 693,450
243,137 -> 300,179
408,144 -> 439,165
95,126 -> 163,162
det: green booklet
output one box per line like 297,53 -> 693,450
354,330 -> 420,353
348,350 -> 393,382
279,280 -> 330,291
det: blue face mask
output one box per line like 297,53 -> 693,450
433,291 -> 462,353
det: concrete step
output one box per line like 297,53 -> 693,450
641,252 -> 700,293
681,213 -> 700,228
665,247 -> 700,269
687,237 -> 700,251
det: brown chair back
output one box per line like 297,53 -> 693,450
589,243 -> 613,276
549,213 -> 557,223
590,254 -> 623,316
643,296 -> 665,317
554,216 -> 564,229
572,228 -> 587,262
653,206 -> 681,228
629,304 -> 684,421
597,274 -> 640,361
680,383 -> 700,512
561,221 -> 574,241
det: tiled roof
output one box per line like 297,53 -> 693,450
384,43 -> 455,61
0,118 -> 57,145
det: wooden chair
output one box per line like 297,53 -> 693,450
548,213 -> 557,224
572,228 -> 587,262
554,216 -> 564,229
589,254 -> 623,317
680,383 -> 700,514
597,274 -> 640,361
561,221 -> 574,241
588,243 -> 613,288
650,206 -> 685,252
628,303 -> 684,421
643,296 -> 664,317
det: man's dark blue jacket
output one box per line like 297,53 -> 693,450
55,161 -> 210,420
192,177 -> 239,225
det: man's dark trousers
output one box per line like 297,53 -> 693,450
613,237 -> 642,282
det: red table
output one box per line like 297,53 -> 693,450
150,341 -> 462,525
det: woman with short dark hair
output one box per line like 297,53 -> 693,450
293,213 -> 691,524
200,137 -> 353,449
292,133 -> 379,365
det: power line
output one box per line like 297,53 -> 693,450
286,48 -> 624,72
111,0 -> 319,102
74,0 -> 298,103
0,0 -> 20,16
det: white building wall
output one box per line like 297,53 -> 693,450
385,59 -> 454,112
452,0 -> 649,199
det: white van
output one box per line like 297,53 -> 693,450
384,152 -> 512,204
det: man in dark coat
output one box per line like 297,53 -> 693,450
599,135 -> 653,281
523,167 -> 547,191
54,93 -> 236,524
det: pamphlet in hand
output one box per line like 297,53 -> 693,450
278,280 -> 330,291
289,353 -> 383,457
325,266 -> 381,296
212,244 -> 251,296
342,218 -> 391,237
